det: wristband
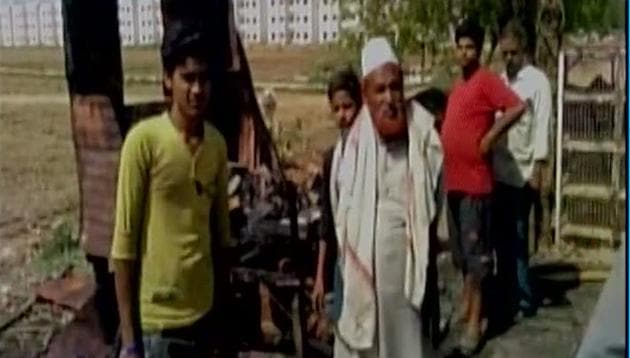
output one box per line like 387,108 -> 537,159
122,342 -> 140,355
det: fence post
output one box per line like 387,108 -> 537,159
553,49 -> 565,248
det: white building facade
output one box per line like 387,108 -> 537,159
233,0 -> 342,45
0,5 -> 13,46
38,1 -> 55,46
0,0 -> 342,47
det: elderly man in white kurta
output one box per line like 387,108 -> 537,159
331,37 -> 443,358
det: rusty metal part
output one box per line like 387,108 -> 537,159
35,270 -> 95,312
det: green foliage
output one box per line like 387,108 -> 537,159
32,220 -> 86,278
564,0 -> 625,33
308,49 -> 358,85
337,0 -> 623,62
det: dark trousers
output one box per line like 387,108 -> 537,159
493,182 -> 536,318
142,313 -> 214,358
86,255 -> 120,345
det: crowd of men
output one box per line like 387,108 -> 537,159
90,13 -> 621,358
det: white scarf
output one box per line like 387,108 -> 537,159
332,101 -> 443,350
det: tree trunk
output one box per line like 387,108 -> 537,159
534,0 -> 564,250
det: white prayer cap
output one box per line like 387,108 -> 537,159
361,37 -> 399,78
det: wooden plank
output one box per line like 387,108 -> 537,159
564,91 -> 618,103
562,183 -> 625,201
561,223 -> 615,242
562,184 -> 615,199
562,139 -> 626,153
564,46 -> 627,59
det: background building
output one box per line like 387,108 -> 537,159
0,0 -> 342,47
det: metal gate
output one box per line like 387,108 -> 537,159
554,43 -> 627,250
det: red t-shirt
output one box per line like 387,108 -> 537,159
441,68 -> 522,194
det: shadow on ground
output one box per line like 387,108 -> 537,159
437,259 -> 604,358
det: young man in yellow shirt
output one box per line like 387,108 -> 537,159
111,21 -> 231,358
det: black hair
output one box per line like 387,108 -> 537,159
326,66 -> 362,107
500,18 -> 528,49
455,18 -> 485,54
160,20 -> 213,75
413,87 -> 447,117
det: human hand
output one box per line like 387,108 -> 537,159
479,134 -> 494,157
311,275 -> 325,313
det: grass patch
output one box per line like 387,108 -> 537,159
32,220 -> 87,278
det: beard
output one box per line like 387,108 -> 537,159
506,62 -> 521,79
373,107 -> 407,141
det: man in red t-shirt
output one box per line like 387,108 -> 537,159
441,18 -> 525,355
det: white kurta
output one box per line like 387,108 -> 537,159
335,138 -> 433,358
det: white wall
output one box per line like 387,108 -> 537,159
136,0 -> 158,45
317,0 -> 339,43
233,0 -> 342,45
11,4 -> 27,47
26,2 -> 40,45
38,2 -> 55,46
266,0 -> 290,44
118,0 -> 135,46
53,0 -> 62,45
0,5 -> 13,46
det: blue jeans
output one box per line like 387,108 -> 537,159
141,312 -> 215,358
325,261 -> 343,322
493,182 -> 536,315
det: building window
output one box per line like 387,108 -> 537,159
280,16 -> 283,22
271,16 -> 275,23
304,0 -> 307,4
253,18 -> 256,24
303,32 -> 307,40
272,33 -> 275,40
271,0 -> 274,5
304,16 -> 307,22
323,32 -> 327,40
252,1 -> 256,6
332,14 -> 337,20
332,31 -> 337,38
323,14 -> 327,21
295,33 -> 300,39
253,34 -> 257,40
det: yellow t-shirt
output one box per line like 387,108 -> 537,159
111,112 -> 231,332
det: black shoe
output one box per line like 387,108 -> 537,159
518,301 -> 538,318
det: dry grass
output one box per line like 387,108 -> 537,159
0,47 -> 65,72
0,69 -> 335,241
0,98 -> 78,230
0,44 -> 335,83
